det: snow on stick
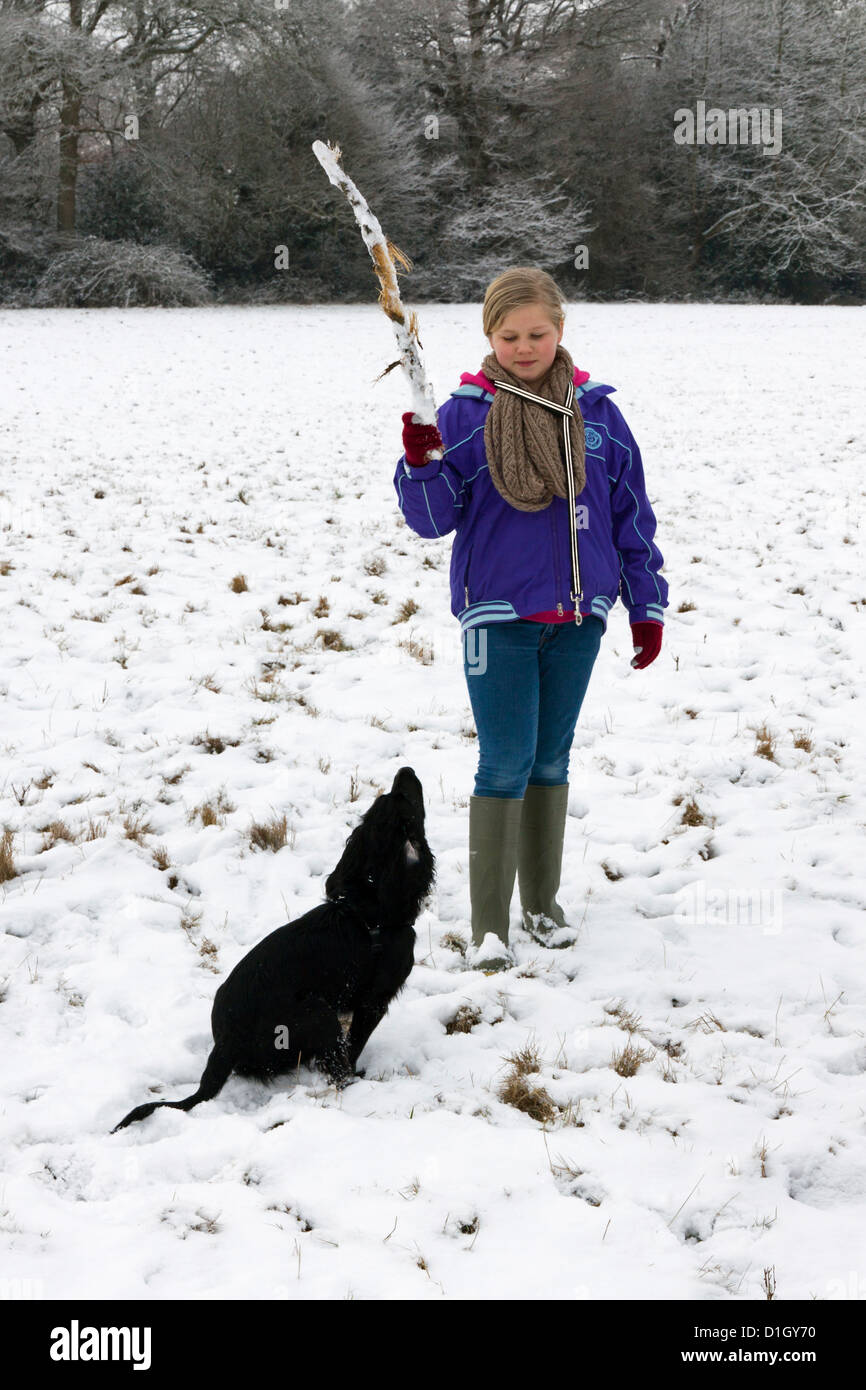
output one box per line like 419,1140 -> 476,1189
312,140 -> 440,450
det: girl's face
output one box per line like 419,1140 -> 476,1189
488,301 -> 563,387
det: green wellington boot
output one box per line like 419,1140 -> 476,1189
467,794 -> 524,971
517,782 -> 576,947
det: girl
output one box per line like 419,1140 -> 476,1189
394,268 -> 668,970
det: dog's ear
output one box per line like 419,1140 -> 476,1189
373,850 -> 422,929
325,820 -> 370,902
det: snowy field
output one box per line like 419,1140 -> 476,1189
1,302 -> 865,1303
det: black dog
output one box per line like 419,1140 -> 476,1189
113,767 -> 434,1131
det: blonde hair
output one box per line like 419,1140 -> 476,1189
482,267 -> 565,337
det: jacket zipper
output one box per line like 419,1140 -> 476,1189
463,544 -> 473,606
571,514 -> 583,625
565,387 -> 583,626
486,377 -> 584,624
550,507 -> 564,615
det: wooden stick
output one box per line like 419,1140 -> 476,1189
312,140 -> 440,448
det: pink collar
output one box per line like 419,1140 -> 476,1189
460,365 -> 591,393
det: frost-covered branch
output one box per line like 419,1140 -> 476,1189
312,139 -> 439,431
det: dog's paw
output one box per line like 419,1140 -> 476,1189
327,1070 -> 359,1092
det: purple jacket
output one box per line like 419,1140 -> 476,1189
393,369 -> 668,633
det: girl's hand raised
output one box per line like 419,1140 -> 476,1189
630,621 -> 663,670
402,412 -> 444,467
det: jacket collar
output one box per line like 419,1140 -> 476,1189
459,365 -> 592,394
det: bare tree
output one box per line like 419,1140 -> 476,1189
646,0 -> 866,295
1,0 -> 271,233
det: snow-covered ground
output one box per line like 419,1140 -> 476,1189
1,302 -> 865,1302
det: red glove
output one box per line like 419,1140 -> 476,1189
402,412 -> 443,467
630,620 -> 663,670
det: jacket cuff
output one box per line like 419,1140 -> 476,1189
400,453 -> 442,480
628,605 -> 665,626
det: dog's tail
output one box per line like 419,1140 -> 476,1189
111,1045 -> 232,1133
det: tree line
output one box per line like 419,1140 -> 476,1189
1,0 -> 863,305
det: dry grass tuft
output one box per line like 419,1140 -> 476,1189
680,797 -> 706,827
199,938 -> 219,970
440,931 -> 467,957
611,1038 -> 655,1077
397,635 -> 433,664
57,975 -> 85,1008
180,906 -> 203,938
686,1010 -> 726,1034
249,812 -> 290,852
123,811 -> 154,843
556,1098 -> 585,1127
191,731 -> 241,755
0,828 -> 18,883
247,677 -> 285,703
604,999 -> 643,1032
230,574 -> 249,593
288,691 -> 319,717
188,1211 -> 221,1235
504,1041 -> 542,1076
162,764 -> 190,786
445,1004 -> 482,1035
660,1055 -> 679,1083
393,598 -> 419,624
456,1215 -> 479,1234
753,722 -> 778,762
39,820 -> 77,850
260,611 -> 292,633
190,790 -> 235,828
315,628 -> 352,651
152,844 -> 171,871
792,727 -> 812,752
498,1068 -> 557,1124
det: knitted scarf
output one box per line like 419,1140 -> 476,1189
480,345 -> 586,512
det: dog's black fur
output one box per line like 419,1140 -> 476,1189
113,767 -> 434,1131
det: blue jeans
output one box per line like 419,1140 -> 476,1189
462,618 -> 604,798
